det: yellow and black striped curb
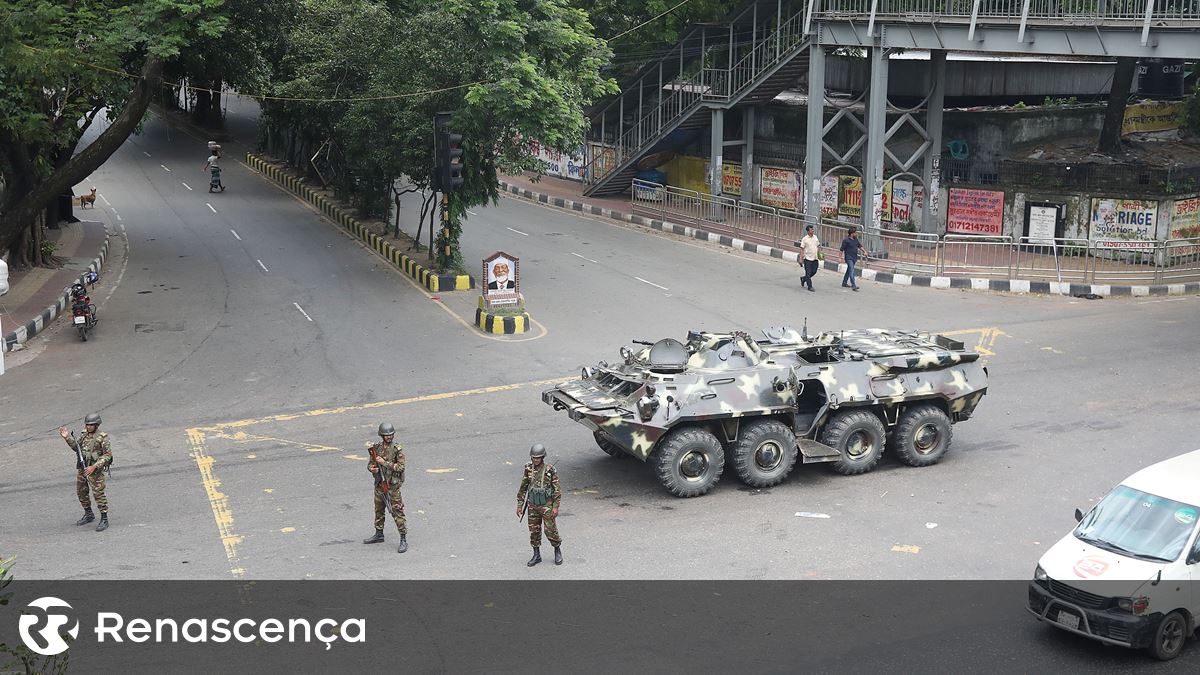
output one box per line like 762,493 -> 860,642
247,153 -> 475,292
475,295 -> 530,334
474,307 -> 530,334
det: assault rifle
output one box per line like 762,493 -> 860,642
69,431 -> 87,470
518,490 -> 529,522
368,445 -> 391,512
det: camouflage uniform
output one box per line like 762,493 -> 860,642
369,440 -> 406,535
518,455 -> 562,566
66,429 -> 112,514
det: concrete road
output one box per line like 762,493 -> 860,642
1,104 -> 1199,591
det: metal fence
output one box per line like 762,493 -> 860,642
631,180 -> 1200,285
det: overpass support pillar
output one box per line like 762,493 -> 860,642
862,46 -> 890,240
709,107 -> 725,220
921,50 -> 947,235
803,43 -> 825,221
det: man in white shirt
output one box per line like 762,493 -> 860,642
797,225 -> 820,292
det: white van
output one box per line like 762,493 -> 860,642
1028,448 -> 1200,660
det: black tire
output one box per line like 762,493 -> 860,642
731,419 -> 798,488
1148,610 -> 1188,661
593,431 -> 625,458
653,427 -> 725,497
79,326 -> 88,342
819,409 -> 886,475
890,404 -> 953,467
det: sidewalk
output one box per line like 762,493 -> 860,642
498,172 -> 1200,297
1,219 -> 110,352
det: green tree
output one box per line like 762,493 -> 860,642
163,0 -> 294,127
264,0 -> 617,273
0,0 -> 227,263
577,0 -> 740,76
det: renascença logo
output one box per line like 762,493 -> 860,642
14,596 -> 365,653
18,597 -> 80,656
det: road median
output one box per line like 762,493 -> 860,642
246,153 -> 475,293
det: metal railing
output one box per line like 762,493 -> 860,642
631,180 -> 1200,285
941,157 -> 1200,195
582,8 -> 815,187
811,0 -> 1200,25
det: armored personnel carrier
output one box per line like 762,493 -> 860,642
542,325 -> 988,497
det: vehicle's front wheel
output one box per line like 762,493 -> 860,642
731,419 -> 798,488
653,427 -> 725,497
820,409 -> 886,475
890,404 -> 953,467
593,431 -> 625,458
1148,610 -> 1188,661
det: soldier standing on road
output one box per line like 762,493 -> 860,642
58,413 -> 112,532
363,422 -> 407,553
517,444 -> 562,566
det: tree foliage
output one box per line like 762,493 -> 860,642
573,0 -> 741,76
264,0 -> 617,272
0,0 -> 228,260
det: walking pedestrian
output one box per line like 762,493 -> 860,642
797,225 -> 821,292
840,227 -> 866,291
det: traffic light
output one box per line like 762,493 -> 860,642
433,112 -> 465,193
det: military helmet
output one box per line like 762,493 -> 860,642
530,443 -> 547,458
85,413 -> 101,426
378,422 -> 395,437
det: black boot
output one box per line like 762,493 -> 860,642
76,509 -> 95,526
527,547 -> 542,567
396,534 -> 408,554
363,529 -> 384,544
553,545 -> 563,565
95,513 -> 108,532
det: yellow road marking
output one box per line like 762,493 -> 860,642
186,428 -> 244,578
426,468 -> 458,474
344,454 -> 367,461
194,375 -> 572,433
213,430 -> 341,453
891,545 -> 921,554
263,489 -> 274,493
939,327 -> 1007,358
280,527 -> 296,533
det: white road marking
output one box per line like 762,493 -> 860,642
570,252 -> 599,264
635,276 -> 669,291
506,227 -> 529,236
181,182 -> 193,191
99,194 -> 111,206
230,229 -> 242,241
206,203 -> 217,213
160,164 -> 171,173
143,151 -> 152,157
293,303 -> 313,322
256,259 -> 269,273
1137,297 -> 1193,305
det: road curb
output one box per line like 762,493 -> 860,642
2,227 -> 112,353
247,153 -> 476,292
497,180 -> 1200,298
474,296 -> 530,334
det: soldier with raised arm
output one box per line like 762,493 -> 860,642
58,413 -> 112,532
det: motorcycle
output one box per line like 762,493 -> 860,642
69,281 -> 97,341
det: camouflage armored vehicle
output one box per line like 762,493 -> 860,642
542,325 -> 988,497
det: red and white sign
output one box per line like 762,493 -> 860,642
946,188 -> 1005,236
1072,555 -> 1111,579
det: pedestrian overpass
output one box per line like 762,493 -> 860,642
582,0 -> 1200,232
